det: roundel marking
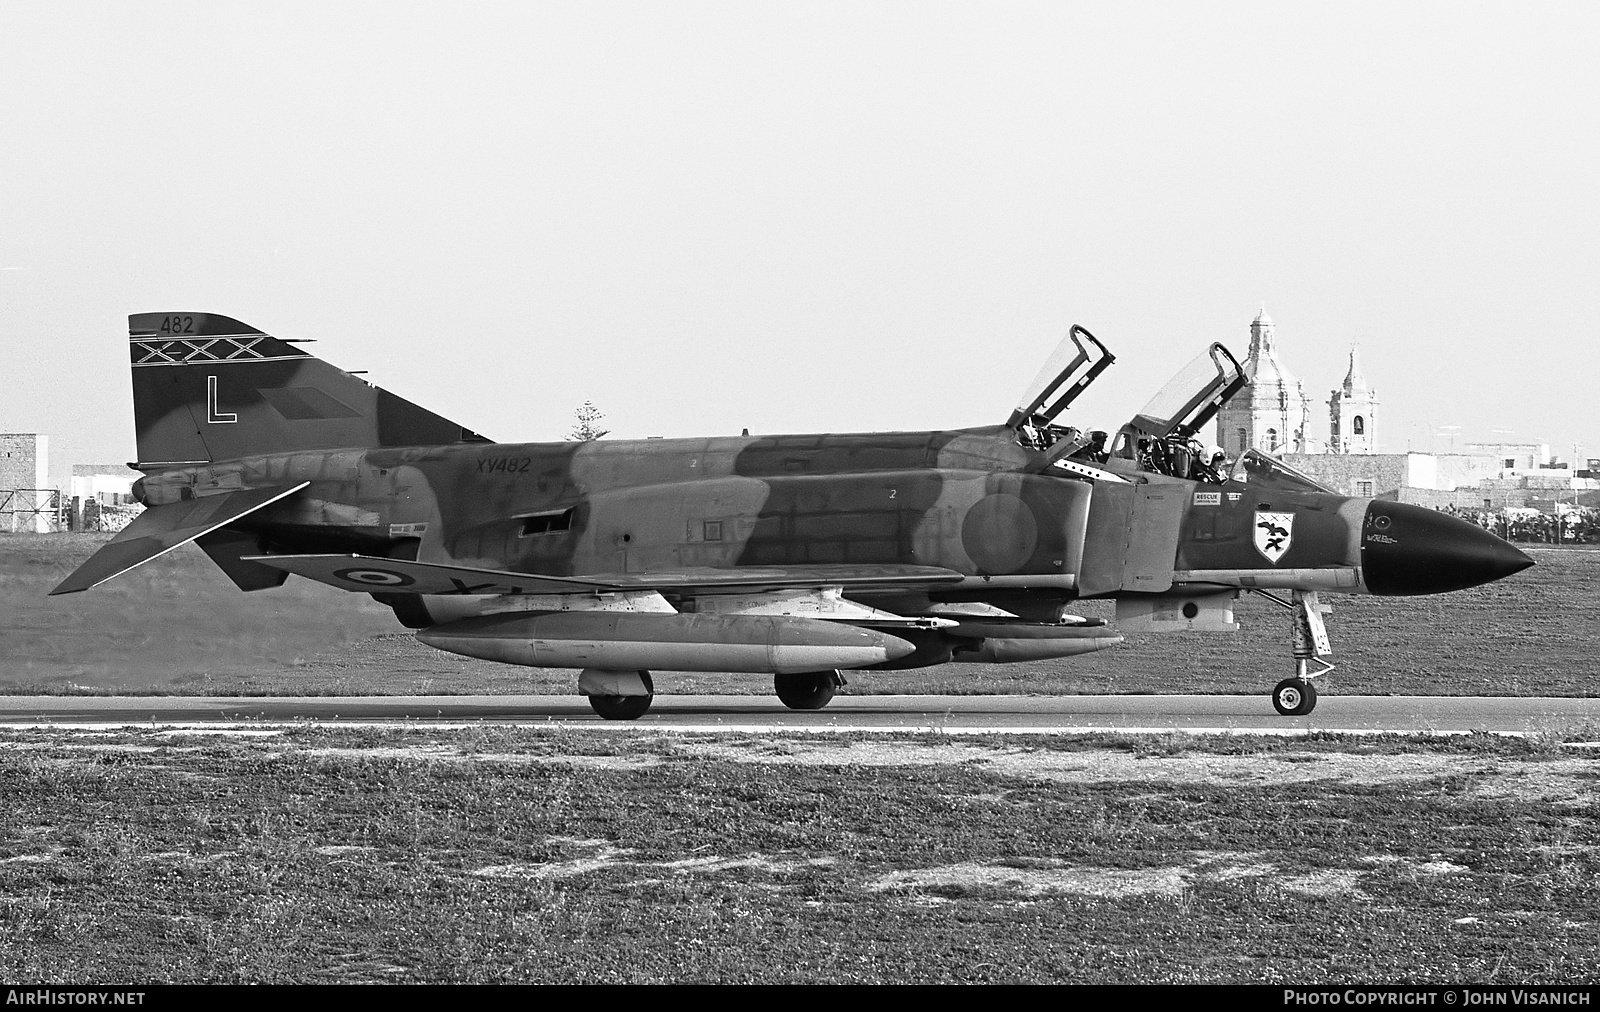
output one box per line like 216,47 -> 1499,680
960,493 -> 1039,574
333,567 -> 416,588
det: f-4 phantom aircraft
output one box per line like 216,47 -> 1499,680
54,313 -> 1534,718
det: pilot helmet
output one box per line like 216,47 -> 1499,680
1204,444 -> 1226,464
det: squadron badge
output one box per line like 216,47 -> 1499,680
1254,511 -> 1294,564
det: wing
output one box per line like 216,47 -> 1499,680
242,554 -> 616,595
50,482 -> 310,595
243,554 -> 966,596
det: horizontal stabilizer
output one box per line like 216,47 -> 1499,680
50,483 -> 310,595
244,555 -> 967,597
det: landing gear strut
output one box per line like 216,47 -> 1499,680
580,668 -> 655,720
1253,590 -> 1334,717
775,670 -> 845,710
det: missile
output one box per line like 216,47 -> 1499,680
416,611 -> 916,674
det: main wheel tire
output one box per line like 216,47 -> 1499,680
1272,677 -> 1318,716
588,694 -> 653,720
774,671 -> 838,710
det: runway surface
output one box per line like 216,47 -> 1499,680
1,693 -> 1598,735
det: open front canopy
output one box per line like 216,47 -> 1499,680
1124,342 -> 1244,440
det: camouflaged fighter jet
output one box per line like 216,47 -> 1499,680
53,313 -> 1534,719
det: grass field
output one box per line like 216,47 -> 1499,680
1,726 -> 1595,983
2,534 -> 1594,698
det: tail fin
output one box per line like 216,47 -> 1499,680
130,312 -> 490,467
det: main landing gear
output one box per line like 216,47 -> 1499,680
576,669 -> 849,718
775,670 -> 846,710
580,668 -> 655,720
1252,590 -> 1335,717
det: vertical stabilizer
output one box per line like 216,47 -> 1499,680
130,312 -> 489,466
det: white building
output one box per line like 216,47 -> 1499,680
1461,442 -> 1550,474
70,464 -> 140,505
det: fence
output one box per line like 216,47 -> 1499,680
0,489 -> 67,533
0,491 -> 144,534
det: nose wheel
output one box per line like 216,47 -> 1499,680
1272,677 -> 1318,716
1251,589 -> 1334,717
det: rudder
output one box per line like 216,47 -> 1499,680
130,312 -> 489,466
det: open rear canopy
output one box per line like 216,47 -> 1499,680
1007,325 -> 1115,429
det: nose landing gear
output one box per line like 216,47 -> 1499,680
1253,590 -> 1334,716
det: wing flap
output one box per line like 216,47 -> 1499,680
49,482 -> 310,595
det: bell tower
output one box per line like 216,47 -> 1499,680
1328,344 -> 1378,454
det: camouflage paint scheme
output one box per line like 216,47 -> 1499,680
53,313 -> 1534,717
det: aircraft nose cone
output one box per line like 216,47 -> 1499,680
1361,501 -> 1534,596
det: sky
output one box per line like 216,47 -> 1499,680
2,1 -> 1596,489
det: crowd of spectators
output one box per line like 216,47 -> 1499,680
1442,505 -> 1600,543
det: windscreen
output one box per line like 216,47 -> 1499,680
1227,449 -> 1335,494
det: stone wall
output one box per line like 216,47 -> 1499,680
1397,486 -> 1487,510
1279,453 -> 1417,499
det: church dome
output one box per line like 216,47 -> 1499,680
1218,307 -> 1320,455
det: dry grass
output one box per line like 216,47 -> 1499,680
0,726 -> 1594,983
3,534 -> 1592,698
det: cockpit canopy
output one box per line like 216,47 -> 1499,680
1104,343 -> 1247,482
1004,328 -> 1285,487
1007,325 -> 1115,436
1123,343 -> 1245,442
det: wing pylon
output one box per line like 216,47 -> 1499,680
243,553 -> 968,597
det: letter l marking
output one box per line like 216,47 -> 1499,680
207,375 -> 238,424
